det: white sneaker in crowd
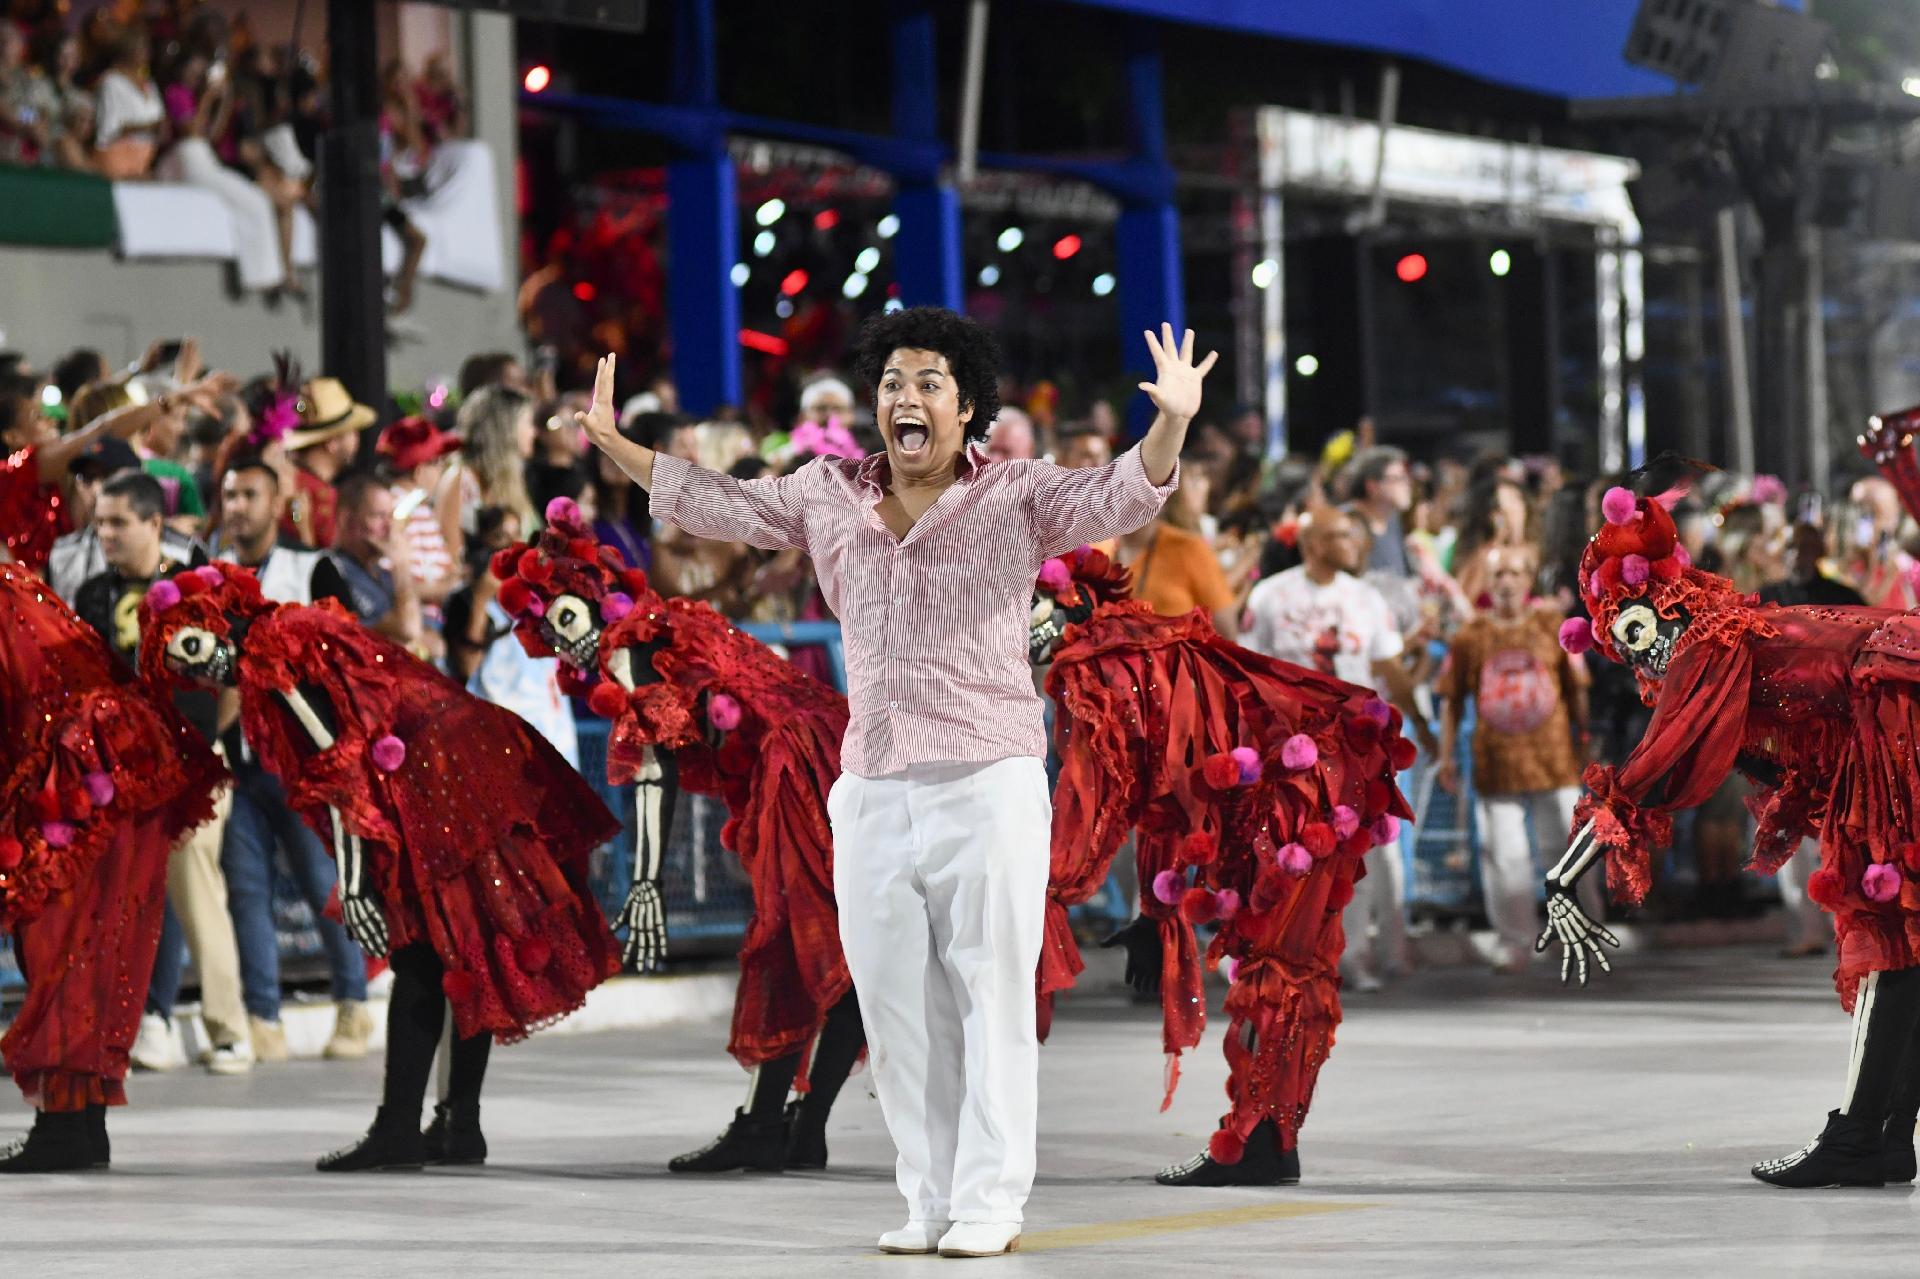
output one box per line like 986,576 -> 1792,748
130,1012 -> 185,1072
203,1041 -> 255,1076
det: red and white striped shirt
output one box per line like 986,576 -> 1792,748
650,443 -> 1177,777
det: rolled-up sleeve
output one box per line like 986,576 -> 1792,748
1027,445 -> 1178,559
649,453 -> 811,552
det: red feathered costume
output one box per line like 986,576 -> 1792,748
1035,548 -> 1414,1161
0,564 -> 221,1112
1,447 -> 72,572
140,565 -> 621,1042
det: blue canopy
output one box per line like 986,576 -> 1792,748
1069,0 -> 1802,101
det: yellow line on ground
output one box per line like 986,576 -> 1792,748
1018,1200 -> 1373,1252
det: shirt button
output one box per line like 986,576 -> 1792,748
889,701 -> 898,709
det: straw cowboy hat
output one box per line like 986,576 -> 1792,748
285,377 -> 376,450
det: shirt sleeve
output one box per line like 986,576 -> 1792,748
1027,445 -> 1178,560
649,453 -> 810,553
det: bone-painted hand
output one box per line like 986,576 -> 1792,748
618,879 -> 666,973
1534,819 -> 1620,986
330,806 -> 389,959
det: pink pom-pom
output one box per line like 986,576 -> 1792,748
1037,558 -> 1072,595
545,495 -> 582,526
146,580 -> 182,612
1212,889 -> 1241,920
1280,734 -> 1318,771
192,564 -> 225,589
1332,805 -> 1360,840
83,772 -> 115,806
1672,544 -> 1692,569
1219,956 -> 1239,984
41,821 -> 75,849
1558,617 -> 1594,656
524,593 -> 546,619
1622,554 -> 1650,586
708,693 -> 743,732
1230,746 -> 1262,785
1152,869 -> 1185,905
1751,474 -> 1787,506
1361,697 -> 1392,727
1863,862 -> 1902,903
1601,486 -> 1637,525
1278,842 -> 1313,876
601,592 -> 634,623
370,735 -> 407,772
1371,814 -> 1401,846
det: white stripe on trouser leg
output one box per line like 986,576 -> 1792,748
830,759 -> 1050,1227
1843,973 -> 1880,1115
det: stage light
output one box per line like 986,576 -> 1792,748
780,268 -> 808,296
730,263 -> 750,287
814,209 -> 839,230
1091,273 -> 1115,297
739,328 -> 789,356
755,199 -> 786,227
775,298 -> 794,319
877,214 -> 900,239
854,246 -> 881,274
1295,353 -> 1320,377
883,298 -> 904,313
1489,249 -> 1512,277
1395,253 -> 1429,283
842,272 -> 869,299
572,281 -> 596,302
996,226 -> 1024,252
978,264 -> 1001,287
753,230 -> 775,257
427,384 -> 449,409
39,384 -> 60,406
1250,258 -> 1278,289
523,65 -> 551,93
1052,234 -> 1081,260
1906,75 -> 1920,97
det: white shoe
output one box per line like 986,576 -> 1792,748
1348,969 -> 1384,994
877,1220 -> 951,1255
130,1013 -> 184,1071
204,1041 -> 254,1075
938,1222 -> 1022,1258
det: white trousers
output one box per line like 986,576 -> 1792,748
160,138 -> 285,290
1475,786 -> 1603,963
1342,843 -> 1411,978
829,757 -> 1051,1226
1777,836 -> 1829,950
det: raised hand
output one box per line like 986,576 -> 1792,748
1138,323 -> 1219,425
575,353 -> 620,451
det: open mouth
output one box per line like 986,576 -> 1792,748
893,418 -> 930,459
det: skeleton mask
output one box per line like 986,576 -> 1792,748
1028,590 -> 1095,666
164,624 -> 239,687
538,592 -> 604,670
1608,598 -> 1688,679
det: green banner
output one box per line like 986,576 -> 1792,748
0,163 -> 117,249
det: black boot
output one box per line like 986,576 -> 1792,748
668,1107 -> 791,1173
0,1109 -> 94,1173
785,1101 -> 828,1171
1752,1110 -> 1885,1188
1884,1115 -> 1917,1185
422,1102 -> 488,1166
1156,1119 -> 1301,1187
316,1106 -> 425,1173
86,1104 -> 109,1169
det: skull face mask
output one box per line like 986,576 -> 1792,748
163,623 -> 240,686
1607,598 -> 1688,680
1029,590 -> 1095,666
539,592 -> 605,670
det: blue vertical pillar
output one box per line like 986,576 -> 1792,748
891,0 -> 962,311
1118,27 -> 1182,435
666,0 -> 738,413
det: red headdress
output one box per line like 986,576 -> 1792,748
1035,545 -> 1133,611
494,496 -> 661,676
137,562 -> 275,690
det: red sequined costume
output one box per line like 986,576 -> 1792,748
494,521 -> 853,1069
1035,548 -> 1414,1160
1,448 -> 72,572
0,565 -> 220,1109
1559,485 -> 1920,1010
140,565 -> 622,1042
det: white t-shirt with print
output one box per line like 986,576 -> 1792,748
1244,566 -> 1403,691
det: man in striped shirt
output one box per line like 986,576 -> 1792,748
580,309 -> 1214,1258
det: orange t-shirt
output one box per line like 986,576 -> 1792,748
1127,523 -> 1234,621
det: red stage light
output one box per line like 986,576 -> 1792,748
572,280 -> 596,301
738,329 -> 790,356
813,209 -> 840,230
1052,234 -> 1082,260
523,65 -> 552,94
1395,253 -> 1428,283
780,269 -> 809,296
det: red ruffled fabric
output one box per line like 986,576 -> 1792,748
237,602 -> 622,1042
0,448 -> 72,572
1042,599 -> 1411,1137
598,600 -> 852,1067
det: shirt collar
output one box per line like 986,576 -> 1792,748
854,441 -> 991,493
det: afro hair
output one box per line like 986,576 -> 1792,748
848,306 -> 1002,443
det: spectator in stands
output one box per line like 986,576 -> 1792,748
458,350 -> 527,400
71,470 -> 252,1074
526,391 -> 588,518
797,373 -> 855,428
158,44 -> 290,294
1113,486 -> 1238,638
378,59 -> 429,312
1452,473 -> 1532,607
986,406 -> 1036,462
227,42 -> 311,297
209,452 -> 371,1065
1434,542 -> 1598,975
456,382 -> 537,531
587,422 -> 650,570
330,470 -> 424,646
69,378 -> 207,531
375,414 -> 462,605
1055,419 -> 1112,471
93,29 -> 162,178
0,23 -> 41,164
1346,446 -> 1415,577
23,26 -> 93,171
281,376 -> 373,548
50,347 -> 106,412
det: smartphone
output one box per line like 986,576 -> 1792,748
1855,514 -> 1876,549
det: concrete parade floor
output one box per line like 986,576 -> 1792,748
4,944 -> 1906,1277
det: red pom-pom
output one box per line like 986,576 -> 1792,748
1179,887 -> 1219,925
587,680 -> 629,719
1208,1127 -> 1246,1165
442,970 -> 479,1002
1808,866 -> 1843,909
1328,878 -> 1356,911
1181,832 -> 1219,866
1201,754 -> 1241,790
489,547 -> 520,581
1389,737 -> 1418,771
515,934 -> 553,973
620,569 -> 650,595
568,538 -> 600,562
175,572 -> 210,598
497,578 -> 534,616
0,836 -> 21,869
517,549 -> 553,584
1651,554 -> 1683,583
1301,823 -> 1336,859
